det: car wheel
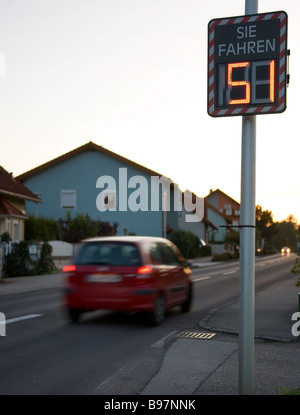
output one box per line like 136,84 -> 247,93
181,283 -> 192,313
149,294 -> 165,326
67,308 -> 82,323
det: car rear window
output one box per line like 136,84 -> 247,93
150,242 -> 180,266
74,242 -> 142,266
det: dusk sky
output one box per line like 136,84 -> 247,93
0,0 -> 299,223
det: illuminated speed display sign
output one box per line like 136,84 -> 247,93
208,11 -> 288,117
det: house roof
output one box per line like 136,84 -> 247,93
0,196 -> 27,218
16,141 -> 168,182
205,188 -> 240,206
0,166 -> 42,203
206,201 -> 237,233
206,201 -> 231,222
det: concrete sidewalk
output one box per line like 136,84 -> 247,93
200,274 -> 300,342
0,273 -> 64,296
139,275 -> 300,395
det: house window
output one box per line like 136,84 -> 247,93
61,190 -> 76,210
13,220 -> 20,242
224,204 -> 232,215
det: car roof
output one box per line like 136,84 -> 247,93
81,235 -> 171,244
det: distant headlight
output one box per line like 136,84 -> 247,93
281,247 -> 290,253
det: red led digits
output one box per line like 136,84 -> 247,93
218,59 -> 277,107
228,62 -> 250,105
269,60 -> 275,102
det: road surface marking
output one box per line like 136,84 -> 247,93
192,262 -> 220,267
223,270 -> 237,275
4,314 -> 43,325
193,276 -> 211,282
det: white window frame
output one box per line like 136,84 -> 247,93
13,220 -> 21,242
224,204 -> 232,216
61,190 -> 77,210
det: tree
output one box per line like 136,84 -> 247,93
256,205 -> 278,247
272,216 -> 298,252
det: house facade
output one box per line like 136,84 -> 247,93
17,142 -> 183,238
0,166 -> 41,242
178,196 -> 216,244
205,189 -> 240,228
205,202 -> 229,242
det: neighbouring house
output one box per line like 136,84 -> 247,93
205,202 -> 230,242
0,166 -> 42,242
205,188 -> 241,228
17,141 -> 186,238
205,189 -> 240,253
178,195 -> 217,244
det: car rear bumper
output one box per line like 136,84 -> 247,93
64,286 -> 157,312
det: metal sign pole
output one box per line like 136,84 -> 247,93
239,0 -> 257,396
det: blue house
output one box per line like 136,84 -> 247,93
205,202 -> 228,242
17,142 -> 182,237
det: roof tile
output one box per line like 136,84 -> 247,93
0,166 -> 41,202
0,196 -> 26,218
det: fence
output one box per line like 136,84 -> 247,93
0,240 -> 76,271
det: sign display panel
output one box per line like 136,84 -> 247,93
208,11 -> 288,117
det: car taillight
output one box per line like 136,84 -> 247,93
137,266 -> 152,274
62,265 -> 76,272
136,266 -> 153,284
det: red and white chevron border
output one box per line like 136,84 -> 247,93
208,11 -> 288,117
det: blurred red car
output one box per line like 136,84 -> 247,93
63,236 -> 193,325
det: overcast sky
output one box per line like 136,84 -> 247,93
0,0 -> 299,223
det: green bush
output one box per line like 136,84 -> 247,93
25,217 -> 56,241
199,245 -> 212,257
35,242 -> 56,275
3,241 -> 34,277
170,230 -> 200,259
0,232 -> 11,243
25,213 -> 118,243
3,241 -> 56,278
291,254 -> 300,287
212,252 -> 234,262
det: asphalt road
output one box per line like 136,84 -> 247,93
0,253 -> 296,395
